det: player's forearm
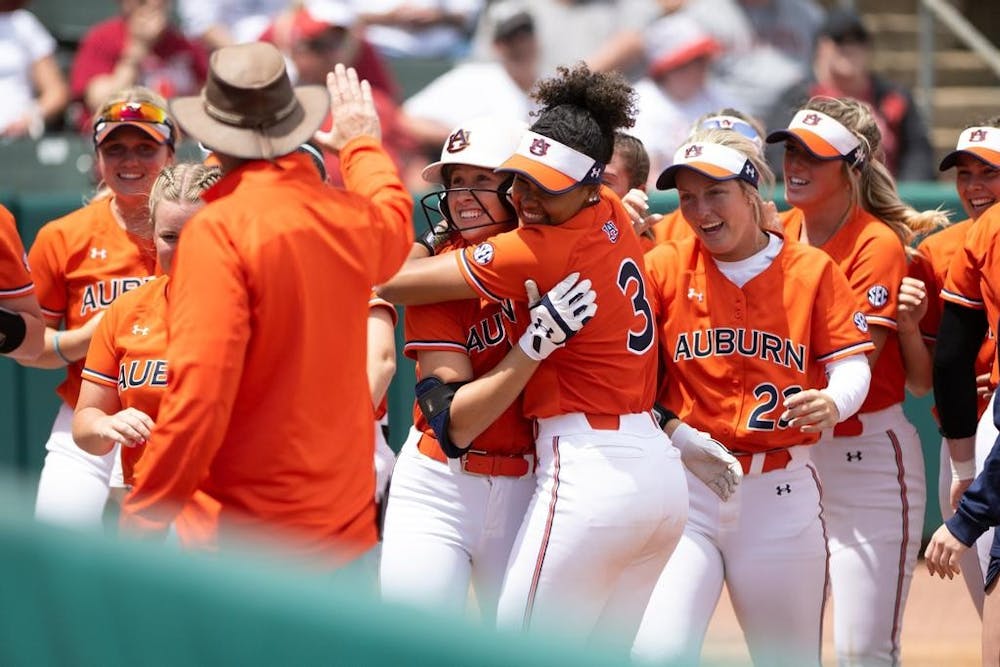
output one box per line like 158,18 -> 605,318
448,348 -> 538,448
20,325 -> 92,369
377,254 -> 476,305
72,407 -> 117,455
898,327 -> 932,397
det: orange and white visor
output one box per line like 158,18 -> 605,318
939,126 -> 1000,171
766,109 -> 862,165
496,131 -> 605,194
656,141 -> 759,190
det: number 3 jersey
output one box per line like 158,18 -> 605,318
456,187 -> 657,419
644,233 -> 874,452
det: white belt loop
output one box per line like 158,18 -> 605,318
748,452 -> 766,476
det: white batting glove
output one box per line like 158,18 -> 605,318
671,423 -> 742,501
519,272 -> 598,361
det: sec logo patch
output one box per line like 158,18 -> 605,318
473,242 -> 494,265
867,284 -> 889,308
853,311 -> 869,333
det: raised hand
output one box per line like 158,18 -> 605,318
313,63 -> 380,153
519,272 -> 597,361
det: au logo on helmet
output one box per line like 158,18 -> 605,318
684,144 -> 703,159
447,129 -> 471,153
529,138 -> 550,156
802,113 -> 822,126
970,129 -> 988,143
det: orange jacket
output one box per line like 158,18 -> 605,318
27,197 -> 157,406
121,139 -> 413,564
0,205 -> 33,300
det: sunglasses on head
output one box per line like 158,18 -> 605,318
93,101 -> 175,146
700,116 -> 762,147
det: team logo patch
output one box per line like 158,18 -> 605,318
853,311 -> 869,333
446,129 -> 470,153
802,113 -> 822,126
970,129 -> 988,143
602,220 -> 619,243
529,138 -> 550,156
684,144 -> 703,159
473,242 -> 495,265
867,284 -> 889,308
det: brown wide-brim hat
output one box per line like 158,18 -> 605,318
170,41 -> 330,160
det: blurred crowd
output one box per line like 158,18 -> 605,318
3,0 -> 938,191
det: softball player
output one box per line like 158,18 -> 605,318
769,96 -> 948,666
0,204 -> 45,360
932,120 -> 1000,599
72,163 -> 221,544
632,129 -> 874,667
379,115 -> 543,622
378,64 -> 687,645
24,87 -> 174,528
898,121 -> 1000,615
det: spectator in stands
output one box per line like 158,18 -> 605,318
70,0 -> 208,132
472,0 -> 659,81
630,12 -> 733,187
0,0 -> 69,138
262,0 -> 399,101
272,3 -> 418,189
684,0 -> 824,116
765,8 -> 936,181
176,0 -> 287,51
401,2 -> 539,160
357,0 -> 483,60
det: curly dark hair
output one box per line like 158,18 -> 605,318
529,63 -> 636,164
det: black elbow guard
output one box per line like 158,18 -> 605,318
652,403 -> 678,430
0,306 -> 27,354
415,375 -> 470,458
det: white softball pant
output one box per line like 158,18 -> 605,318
812,403 -> 926,667
34,402 -> 116,528
379,427 -> 534,624
495,412 -> 688,648
632,446 -> 826,667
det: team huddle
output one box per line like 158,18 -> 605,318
2,40 -> 1000,666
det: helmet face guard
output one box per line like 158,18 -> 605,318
419,179 -> 517,237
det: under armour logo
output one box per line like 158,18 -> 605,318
529,138 -> 550,156
131,324 -> 149,336
90,248 -> 107,260
846,451 -> 862,462
684,145 -> 703,159
776,484 -> 792,495
970,129 -> 988,143
802,113 -> 822,126
687,287 -> 703,302
589,166 -> 603,179
446,129 -> 470,153
744,163 -> 756,180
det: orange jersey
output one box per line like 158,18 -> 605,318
369,290 -> 396,421
651,208 -> 695,246
941,204 -> 1000,386
81,276 -> 169,485
456,186 -> 657,418
404,290 -> 534,458
0,205 -> 33,299
645,234 -> 873,452
121,141 -> 414,562
782,206 -> 908,413
910,219 -> 994,415
28,197 -> 156,406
